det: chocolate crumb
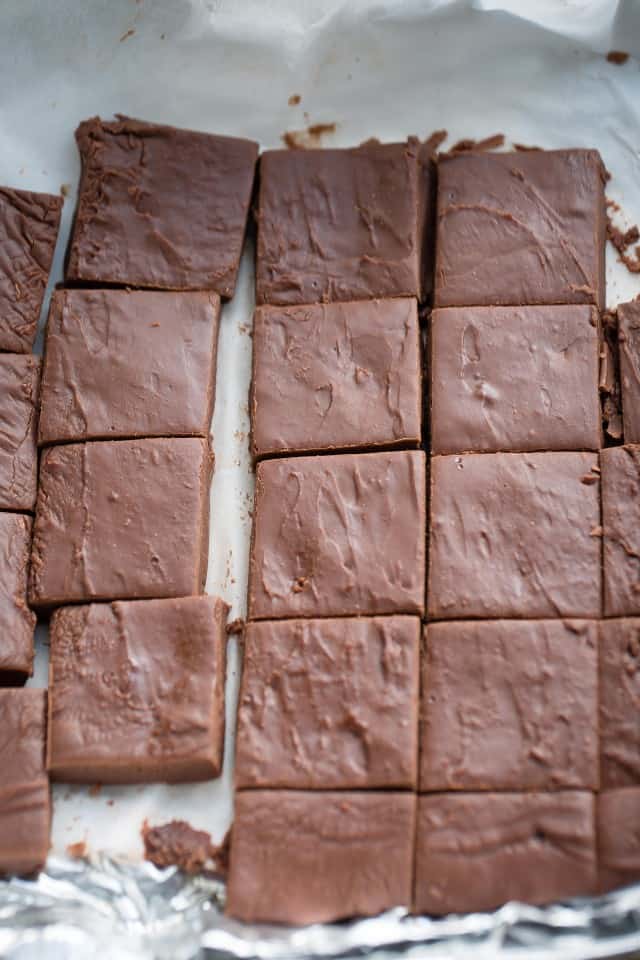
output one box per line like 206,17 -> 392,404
288,94 -> 301,106
226,617 -> 245,636
281,122 -> 337,150
142,819 -> 230,877
607,50 -> 630,65
606,210 -> 640,273
448,133 -> 505,154
513,142 -> 542,152
581,474 -> 599,485
60,183 -> 72,198
66,840 -> 87,859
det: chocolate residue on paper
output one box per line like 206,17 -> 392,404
606,204 -> 640,273
288,94 -> 301,106
226,617 -> 245,636
281,122 -> 337,149
607,50 -> 630,65
448,133 -> 505,154
66,840 -> 87,859
600,308 -> 624,444
513,142 -> 542,152
142,819 -> 230,876
88,783 -> 102,797
120,28 -> 135,42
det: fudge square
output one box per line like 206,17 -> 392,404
39,289 -> 220,445
226,790 -> 415,924
30,437 -> 212,607
251,298 -> 421,459
599,619 -> 640,787
66,116 -> 258,297
619,300 -> 640,443
428,452 -> 601,620
0,689 -> 50,876
235,616 -> 420,790
47,596 -> 227,783
598,789 -> 640,893
602,445 -> 640,616
430,305 -> 601,454
414,792 -> 597,915
248,450 -> 426,619
420,620 -> 598,792
0,513 -> 36,682
435,149 -> 606,309
0,355 -> 40,511
0,186 -> 62,353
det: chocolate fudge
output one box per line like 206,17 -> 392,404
0,689 -> 50,875
66,116 -> 258,297
235,616 -> 420,790
420,620 -> 598,792
0,186 -> 62,353
618,300 -> 640,442
0,513 -> 36,682
47,596 -> 227,783
226,790 -> 415,924
435,149 -> 606,309
599,619 -> 640,788
597,789 -> 640,892
0,355 -> 40,510
602,445 -> 640,616
248,450 -> 426,619
251,298 -> 421,459
38,289 -> 220,445
414,792 -> 597,915
428,452 -> 601,620
30,437 -> 212,607
430,305 -> 601,454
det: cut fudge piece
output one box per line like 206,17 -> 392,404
256,141 -> 423,306
430,305 -> 601,454
420,620 -> 598,792
38,289 -> 220,445
602,445 -> 640,616
0,355 -> 40,511
47,596 -> 227,783
428,452 -> 601,619
0,689 -> 50,875
435,149 -> 606,309
66,116 -> 258,297
597,789 -> 640,893
0,513 -> 36,682
414,792 -> 596,915
0,186 -> 62,353
226,790 -> 415,924
248,450 -> 426,619
618,300 -> 640,442
599,619 -> 640,787
251,298 -> 421,459
236,616 -> 420,789
30,437 -> 212,607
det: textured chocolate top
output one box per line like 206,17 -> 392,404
428,452 -> 601,619
0,355 -> 40,511
435,149 -> 606,309
414,792 -> 596,915
430,305 -> 601,454
249,450 -> 426,619
0,689 -> 49,876
66,116 -> 258,297
48,596 -> 227,783
618,300 -> 640,443
256,141 -> 422,306
30,437 -> 212,607
235,616 -> 420,790
0,513 -> 36,679
226,790 -> 415,924
597,789 -> 640,893
39,289 -> 220,445
602,445 -> 640,616
599,619 -> 640,787
420,620 -> 598,792
0,186 -> 62,353
251,298 -> 421,458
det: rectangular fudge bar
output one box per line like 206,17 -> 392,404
420,620 -> 598,792
597,789 -> 640,893
30,437 -> 212,607
0,186 -> 62,353
599,619 -> 640,787
428,452 -> 601,620
602,445 -> 640,616
435,149 -> 606,309
66,116 -> 258,297
226,791 -> 415,924
235,616 -> 420,790
414,792 -> 597,915
0,513 -> 36,682
248,450 -> 426,619
48,597 -> 227,783
430,305 -> 601,454
619,300 -> 640,442
0,355 -> 40,510
39,289 -> 220,445
251,298 -> 421,459
0,689 -> 50,875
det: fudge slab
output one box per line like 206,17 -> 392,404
48,596 -> 227,783
0,513 -> 36,681
602,445 -> 640,616
30,437 -> 212,607
0,355 -> 40,511
39,289 -> 220,445
236,616 -> 420,789
0,186 -> 62,353
598,789 -> 640,893
249,450 -> 426,619
428,452 -> 601,620
251,298 -> 421,459
435,149 -> 606,309
420,620 -> 598,792
414,792 -> 596,915
0,689 -> 49,875
600,619 -> 640,788
430,305 -> 601,454
226,790 -> 415,924
66,116 -> 258,297
619,300 -> 640,442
